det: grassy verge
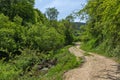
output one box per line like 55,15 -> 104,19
81,42 -> 120,63
0,49 -> 44,80
40,46 -> 82,80
0,46 -> 82,80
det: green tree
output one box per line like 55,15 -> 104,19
0,0 -> 35,24
65,14 -> 75,22
34,9 -> 48,24
45,7 -> 59,21
61,20 -> 74,45
0,14 -> 26,52
27,25 -> 65,51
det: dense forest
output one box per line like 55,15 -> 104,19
0,0 -> 82,80
79,0 -> 120,61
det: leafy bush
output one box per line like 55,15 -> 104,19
0,14 -> 26,53
27,25 -> 65,51
0,49 -> 44,80
0,46 -> 81,80
0,62 -> 22,80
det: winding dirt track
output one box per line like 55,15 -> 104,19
64,43 -> 120,80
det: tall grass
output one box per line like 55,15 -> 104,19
0,46 -> 81,80
81,41 -> 120,63
41,46 -> 81,80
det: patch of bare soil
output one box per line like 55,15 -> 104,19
64,43 -> 120,80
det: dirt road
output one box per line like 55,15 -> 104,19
64,43 -> 120,80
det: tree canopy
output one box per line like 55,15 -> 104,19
45,7 -> 59,21
0,0 -> 36,25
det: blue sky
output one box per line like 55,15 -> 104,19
35,0 -> 87,22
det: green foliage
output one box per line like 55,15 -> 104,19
0,46 -> 81,80
60,20 -> 74,45
0,1 -> 78,80
40,46 -> 81,80
0,62 -> 22,80
0,0 -> 35,24
79,0 -> 120,60
0,49 -> 43,80
13,15 -> 23,25
34,9 -> 48,24
65,29 -> 74,45
0,14 -> 26,52
45,7 -> 59,21
65,14 -> 75,22
0,13 -> 70,53
27,24 -> 65,51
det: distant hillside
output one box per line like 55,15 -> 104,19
72,22 -> 85,30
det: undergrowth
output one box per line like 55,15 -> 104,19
81,42 -> 120,63
0,46 -> 81,80
41,46 -> 81,80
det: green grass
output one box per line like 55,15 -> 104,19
40,46 -> 82,80
81,42 -> 120,63
0,49 -> 43,80
84,52 -> 91,56
0,46 -> 82,80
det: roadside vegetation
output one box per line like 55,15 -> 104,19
2,0 -> 120,79
78,0 -> 120,62
0,0 -> 82,80
0,46 -> 81,80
